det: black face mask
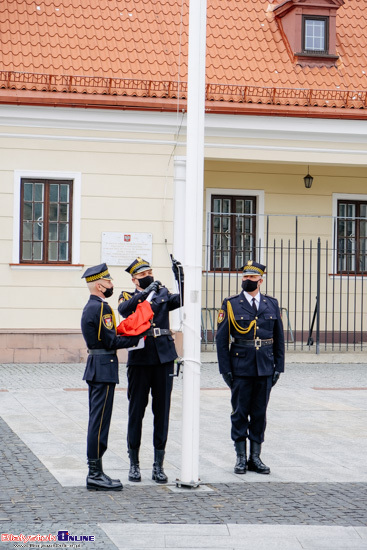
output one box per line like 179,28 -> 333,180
100,284 -> 114,298
138,275 -> 154,289
242,279 -> 259,293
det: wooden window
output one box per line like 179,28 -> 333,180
337,200 -> 367,274
20,179 -> 73,264
303,16 -> 328,53
211,195 -> 256,271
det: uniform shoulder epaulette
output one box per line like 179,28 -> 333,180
217,294 -> 238,324
227,293 -> 241,301
262,293 -> 278,303
118,291 -> 133,304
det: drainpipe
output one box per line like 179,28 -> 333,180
171,156 -> 186,331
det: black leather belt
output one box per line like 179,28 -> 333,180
88,349 -> 116,356
145,328 -> 172,338
233,338 -> 273,347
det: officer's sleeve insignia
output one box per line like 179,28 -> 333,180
217,309 -> 225,324
103,314 -> 114,330
119,291 -> 132,304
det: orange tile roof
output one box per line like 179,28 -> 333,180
0,0 -> 367,116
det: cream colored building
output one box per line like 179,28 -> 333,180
0,106 -> 366,361
0,0 -> 367,360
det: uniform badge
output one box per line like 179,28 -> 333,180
217,309 -> 225,324
103,314 -> 114,330
119,291 -> 132,304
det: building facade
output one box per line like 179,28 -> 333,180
0,0 -> 366,360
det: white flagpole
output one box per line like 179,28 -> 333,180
178,0 -> 207,488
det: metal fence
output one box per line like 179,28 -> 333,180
2,70 -> 367,110
201,214 -> 367,352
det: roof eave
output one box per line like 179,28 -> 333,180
0,89 -> 366,121
273,0 -> 345,18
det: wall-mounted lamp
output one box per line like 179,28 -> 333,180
304,166 -> 313,189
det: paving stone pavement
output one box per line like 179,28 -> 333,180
0,359 -> 366,549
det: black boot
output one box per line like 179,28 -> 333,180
234,441 -> 247,474
86,458 -> 123,491
152,449 -> 168,484
247,441 -> 270,474
128,448 -> 141,482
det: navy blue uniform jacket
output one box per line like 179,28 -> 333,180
118,286 -> 181,365
216,292 -> 285,377
81,295 -> 140,383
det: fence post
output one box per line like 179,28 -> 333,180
316,237 -> 321,354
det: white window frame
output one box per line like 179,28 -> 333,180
332,193 -> 367,276
12,170 -> 82,269
204,188 -> 265,272
304,17 -> 327,52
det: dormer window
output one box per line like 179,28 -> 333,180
273,0 -> 344,67
303,16 -> 328,54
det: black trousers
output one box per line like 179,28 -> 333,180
87,381 -> 115,459
127,361 -> 174,451
230,375 -> 273,444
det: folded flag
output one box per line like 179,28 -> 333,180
116,300 -> 153,336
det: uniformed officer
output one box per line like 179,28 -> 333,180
118,256 -> 184,484
216,260 -> 284,475
81,263 -> 143,491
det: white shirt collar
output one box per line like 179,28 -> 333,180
243,290 -> 260,307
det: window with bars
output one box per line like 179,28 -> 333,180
303,16 -> 328,53
20,179 -> 73,264
337,200 -> 367,274
211,195 -> 256,271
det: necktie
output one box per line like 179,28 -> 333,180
252,297 -> 257,313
